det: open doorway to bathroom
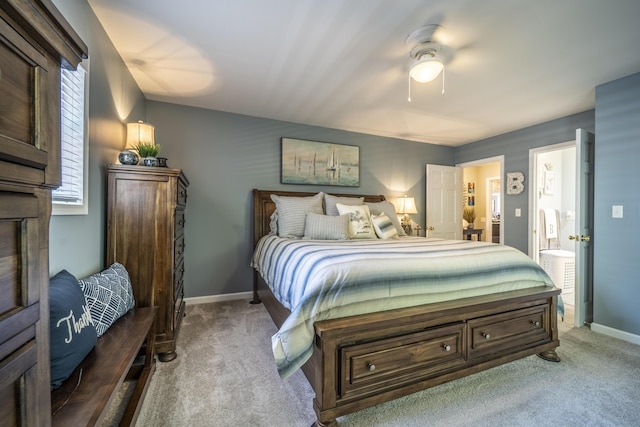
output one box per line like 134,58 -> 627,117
457,156 -> 504,244
530,141 -> 576,326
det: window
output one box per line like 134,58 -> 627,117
52,62 -> 88,215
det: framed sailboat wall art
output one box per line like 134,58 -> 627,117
281,138 -> 360,187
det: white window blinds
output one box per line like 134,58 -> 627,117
53,64 -> 88,213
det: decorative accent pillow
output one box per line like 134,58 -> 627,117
49,270 -> 97,390
78,262 -> 136,337
303,212 -> 349,240
371,212 -> 399,239
324,194 -> 364,216
367,201 -> 406,236
336,203 -> 377,239
270,192 -> 324,238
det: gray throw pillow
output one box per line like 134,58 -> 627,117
303,212 -> 349,240
270,192 -> 324,238
78,262 -> 136,337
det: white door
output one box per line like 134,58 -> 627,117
426,164 -> 462,239
573,129 -> 595,326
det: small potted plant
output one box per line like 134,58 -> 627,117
134,142 -> 162,167
463,206 -> 476,229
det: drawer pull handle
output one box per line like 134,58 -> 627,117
482,332 -> 491,340
367,363 -> 376,372
531,320 -> 541,327
443,344 -> 451,352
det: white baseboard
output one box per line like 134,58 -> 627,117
590,322 -> 640,346
184,291 -> 254,306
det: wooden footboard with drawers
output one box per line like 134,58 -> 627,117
252,189 -> 560,426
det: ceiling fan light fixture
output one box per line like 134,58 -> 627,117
409,56 -> 444,83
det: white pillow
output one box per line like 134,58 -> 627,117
371,212 -> 399,239
324,194 -> 364,216
268,210 -> 278,235
366,201 -> 406,236
270,193 -> 324,238
303,212 -> 349,240
336,203 -> 377,239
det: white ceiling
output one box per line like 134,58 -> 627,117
88,0 -> 640,146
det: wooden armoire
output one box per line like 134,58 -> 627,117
106,165 -> 189,362
0,1 -> 87,426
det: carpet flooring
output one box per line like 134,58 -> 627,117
133,299 -> 640,427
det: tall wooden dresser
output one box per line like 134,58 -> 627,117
106,165 -> 189,362
0,1 -> 86,425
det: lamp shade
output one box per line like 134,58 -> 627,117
126,120 -> 155,147
409,57 -> 444,83
396,196 -> 418,214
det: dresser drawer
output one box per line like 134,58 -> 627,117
339,323 -> 466,399
176,182 -> 188,207
174,259 -> 185,295
175,210 -> 185,237
468,305 -> 551,359
174,286 -> 185,325
174,234 -> 185,265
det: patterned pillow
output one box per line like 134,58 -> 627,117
371,212 -> 399,239
270,192 -> 324,238
78,262 -> 136,337
49,270 -> 97,390
336,203 -> 377,239
303,212 -> 349,240
324,194 -> 364,216
367,201 -> 406,236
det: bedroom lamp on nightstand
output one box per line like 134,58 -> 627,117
396,196 -> 418,235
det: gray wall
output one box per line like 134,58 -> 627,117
455,110 -> 595,253
50,0 -> 146,278
147,101 -> 454,297
594,72 -> 640,335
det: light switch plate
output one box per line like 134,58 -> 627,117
612,205 -> 623,218
515,208 -> 521,217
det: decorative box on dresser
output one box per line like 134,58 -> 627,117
0,1 -> 87,426
106,165 -> 189,362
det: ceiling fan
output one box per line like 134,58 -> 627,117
405,24 -> 450,100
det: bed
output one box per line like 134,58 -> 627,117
251,189 -> 560,426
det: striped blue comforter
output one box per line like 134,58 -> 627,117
251,236 -> 555,378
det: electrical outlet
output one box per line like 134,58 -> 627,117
515,208 -> 521,217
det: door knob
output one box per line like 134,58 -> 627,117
569,235 -> 591,242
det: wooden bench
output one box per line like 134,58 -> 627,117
51,306 -> 157,426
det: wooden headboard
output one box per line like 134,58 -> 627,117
252,189 -> 386,247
